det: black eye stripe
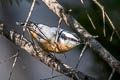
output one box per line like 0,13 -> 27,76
59,32 -> 80,42
60,33 -> 67,40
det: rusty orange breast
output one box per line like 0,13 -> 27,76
41,40 -> 73,53
29,31 -> 72,53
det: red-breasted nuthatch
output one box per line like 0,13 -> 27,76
16,21 -> 81,54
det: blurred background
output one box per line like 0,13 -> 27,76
0,0 -> 120,80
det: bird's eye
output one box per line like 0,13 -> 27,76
60,34 -> 67,40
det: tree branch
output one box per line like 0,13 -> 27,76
0,25 -> 95,80
42,0 -> 120,74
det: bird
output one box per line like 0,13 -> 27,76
16,21 -> 81,54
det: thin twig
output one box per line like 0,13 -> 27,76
110,30 -> 115,42
23,0 -> 36,31
51,18 -> 62,79
105,12 -> 120,40
75,43 -> 88,69
80,0 -> 96,29
108,69 -> 115,80
102,10 -> 106,37
92,0 -> 120,40
87,14 -> 96,30
92,0 -> 106,37
55,18 -> 62,43
0,53 -> 18,64
53,18 -> 62,53
9,51 -> 19,80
